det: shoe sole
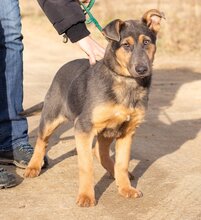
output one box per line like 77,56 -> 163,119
0,158 -> 27,169
0,182 -> 17,189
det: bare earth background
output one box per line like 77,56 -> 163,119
0,1 -> 201,220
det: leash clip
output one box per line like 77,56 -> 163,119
63,34 -> 68,43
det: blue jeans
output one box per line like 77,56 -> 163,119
0,0 -> 29,151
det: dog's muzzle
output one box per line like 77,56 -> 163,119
129,64 -> 151,78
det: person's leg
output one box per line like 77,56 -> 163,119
0,0 -> 33,168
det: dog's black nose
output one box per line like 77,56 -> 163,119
135,65 -> 148,75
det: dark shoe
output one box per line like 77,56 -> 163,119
0,144 -> 34,168
0,144 -> 48,169
0,168 -> 17,189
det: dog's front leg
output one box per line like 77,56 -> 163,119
75,129 -> 95,207
115,133 -> 142,198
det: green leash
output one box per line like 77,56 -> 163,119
63,0 -> 102,43
80,0 -> 102,32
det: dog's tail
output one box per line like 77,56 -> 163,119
19,102 -> 44,117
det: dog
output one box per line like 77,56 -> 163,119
22,9 -> 164,207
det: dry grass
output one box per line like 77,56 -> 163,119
19,0 -> 201,55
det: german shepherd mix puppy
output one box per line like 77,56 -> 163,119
23,9 -> 164,207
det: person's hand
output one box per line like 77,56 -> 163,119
77,35 -> 105,65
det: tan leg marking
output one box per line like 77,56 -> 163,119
24,116 -> 66,178
75,131 -> 96,207
115,134 -> 142,198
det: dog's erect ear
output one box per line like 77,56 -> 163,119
102,19 -> 124,42
142,9 -> 165,34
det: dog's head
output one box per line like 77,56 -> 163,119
102,9 -> 165,79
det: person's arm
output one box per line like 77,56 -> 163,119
37,0 -> 105,64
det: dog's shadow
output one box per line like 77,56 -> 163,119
28,67 -> 201,202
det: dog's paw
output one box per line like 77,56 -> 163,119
24,166 -> 41,178
119,187 -> 143,198
76,193 -> 96,207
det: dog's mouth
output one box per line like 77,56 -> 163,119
130,71 -> 151,79
112,66 -> 151,79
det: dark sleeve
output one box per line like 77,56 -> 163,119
37,0 -> 90,42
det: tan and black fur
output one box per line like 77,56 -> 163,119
22,9 -> 164,207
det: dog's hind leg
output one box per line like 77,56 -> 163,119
93,134 -> 115,178
93,134 -> 134,180
24,112 -> 67,178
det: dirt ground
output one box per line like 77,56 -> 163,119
1,14 -> 201,220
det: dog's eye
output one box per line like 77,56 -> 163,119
122,43 -> 131,50
143,39 -> 151,46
